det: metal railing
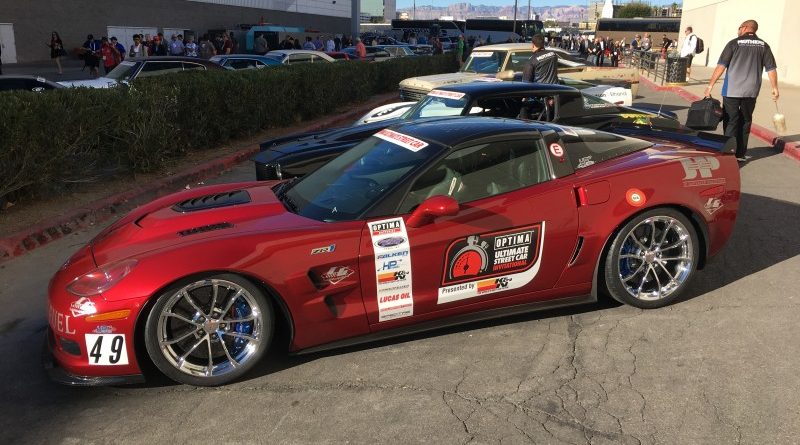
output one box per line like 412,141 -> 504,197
623,50 -> 688,85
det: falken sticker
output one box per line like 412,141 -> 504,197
428,89 -> 466,100
311,244 -> 336,255
626,188 -> 646,207
369,217 -> 414,321
471,52 -> 493,58
70,297 -> 97,318
549,143 -> 564,157
680,156 -> 724,187
704,197 -> 723,215
321,266 -> 354,285
438,223 -> 545,304
375,129 -> 429,152
474,76 -> 503,82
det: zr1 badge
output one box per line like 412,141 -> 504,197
85,334 -> 129,366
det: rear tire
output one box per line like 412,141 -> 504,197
604,209 -> 699,309
144,273 -> 274,386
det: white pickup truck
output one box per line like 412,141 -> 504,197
400,43 -> 639,103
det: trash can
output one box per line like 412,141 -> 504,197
665,55 -> 688,84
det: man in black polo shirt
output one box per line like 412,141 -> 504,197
704,19 -> 779,162
522,34 -> 559,84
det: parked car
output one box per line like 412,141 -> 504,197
0,75 -> 64,92
399,43 -> 640,101
58,57 -> 229,88
254,81 -> 681,180
209,54 -> 282,70
374,45 -> 418,58
325,51 -> 352,61
264,50 -> 336,65
341,46 -> 393,62
45,116 -> 739,386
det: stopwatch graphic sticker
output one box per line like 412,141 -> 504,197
441,224 -> 542,286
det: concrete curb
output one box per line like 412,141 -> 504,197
0,92 -> 398,263
638,76 -> 800,162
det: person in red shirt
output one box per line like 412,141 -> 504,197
355,37 -> 367,59
100,37 -> 121,74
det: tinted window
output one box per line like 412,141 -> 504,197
227,59 -> 258,69
284,134 -> 444,221
183,62 -> 206,71
106,61 -> 140,81
557,129 -> 652,169
138,62 -> 184,77
398,139 -> 549,212
404,94 -> 468,119
287,54 -> 313,64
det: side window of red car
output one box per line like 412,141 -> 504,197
398,139 -> 550,213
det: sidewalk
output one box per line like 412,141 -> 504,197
641,65 -> 799,161
2,56 -> 95,82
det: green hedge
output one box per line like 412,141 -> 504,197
0,55 -> 458,203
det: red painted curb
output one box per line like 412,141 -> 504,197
639,75 -> 800,163
0,92 -> 398,263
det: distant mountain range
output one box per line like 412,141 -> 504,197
396,4 -> 589,23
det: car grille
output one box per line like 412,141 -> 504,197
399,88 -> 427,102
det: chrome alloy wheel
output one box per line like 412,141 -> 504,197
156,279 -> 263,378
617,216 -> 694,301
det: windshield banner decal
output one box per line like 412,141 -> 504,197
438,223 -> 545,305
428,90 -> 466,100
369,217 -> 414,322
375,129 -> 429,152
470,52 -> 493,58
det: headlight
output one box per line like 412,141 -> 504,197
67,259 -> 138,297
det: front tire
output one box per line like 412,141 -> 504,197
604,209 -> 700,309
144,274 -> 274,386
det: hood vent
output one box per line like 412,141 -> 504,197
178,222 -> 233,237
172,190 -> 251,213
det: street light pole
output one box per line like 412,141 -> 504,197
512,0 -> 518,38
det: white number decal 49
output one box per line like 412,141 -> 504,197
85,334 -> 129,365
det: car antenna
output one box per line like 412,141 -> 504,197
657,87 -> 668,116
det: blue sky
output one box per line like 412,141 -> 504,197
395,0 -> 586,9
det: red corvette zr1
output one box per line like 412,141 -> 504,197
45,117 -> 740,386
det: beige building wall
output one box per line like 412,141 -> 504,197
680,0 -> 797,86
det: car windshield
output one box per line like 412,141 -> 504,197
105,61 -> 139,81
462,50 -> 506,74
281,131 -> 444,221
402,91 -> 469,120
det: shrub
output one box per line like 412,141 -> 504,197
0,55 -> 457,204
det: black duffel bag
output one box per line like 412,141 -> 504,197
686,96 -> 723,130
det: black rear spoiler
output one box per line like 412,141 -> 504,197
607,123 -> 735,154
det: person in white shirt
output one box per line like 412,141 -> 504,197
325,36 -> 335,53
680,26 -> 698,77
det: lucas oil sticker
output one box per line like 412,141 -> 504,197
369,217 -> 414,322
438,223 -> 545,304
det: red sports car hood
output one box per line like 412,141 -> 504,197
91,181 -> 319,265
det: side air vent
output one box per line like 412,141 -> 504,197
172,190 -> 251,212
568,236 -> 584,266
178,222 -> 233,237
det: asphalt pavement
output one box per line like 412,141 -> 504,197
0,84 -> 798,444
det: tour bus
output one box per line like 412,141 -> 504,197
391,19 -> 466,39
465,18 -> 544,43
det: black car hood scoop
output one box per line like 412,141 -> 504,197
172,190 -> 251,212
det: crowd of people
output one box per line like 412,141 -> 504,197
72,31 -> 242,77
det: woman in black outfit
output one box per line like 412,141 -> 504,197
48,31 -> 64,74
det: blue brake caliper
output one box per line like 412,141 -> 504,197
620,238 -> 639,279
231,300 -> 253,356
